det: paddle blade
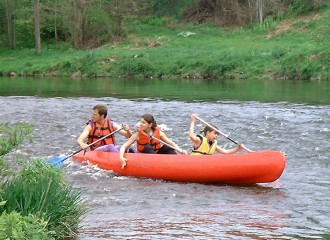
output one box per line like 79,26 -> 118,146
46,156 -> 67,166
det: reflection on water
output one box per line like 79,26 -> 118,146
79,209 -> 287,240
0,77 -> 329,104
76,174 -> 289,240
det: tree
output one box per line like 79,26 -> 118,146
34,0 -> 41,54
256,0 -> 265,24
54,0 -> 58,44
5,0 -> 16,49
106,0 -> 149,38
182,0 -> 270,26
73,0 -> 85,48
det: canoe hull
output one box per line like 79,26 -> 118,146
72,150 -> 286,184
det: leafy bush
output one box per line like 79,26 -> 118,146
117,57 -> 155,78
0,211 -> 54,240
0,122 -> 33,156
0,160 -> 88,239
0,157 -> 10,184
14,19 -> 35,48
0,122 -> 88,239
202,61 -> 238,79
287,0 -> 329,16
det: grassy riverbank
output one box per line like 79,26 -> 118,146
0,122 -> 87,239
1,6 -> 329,80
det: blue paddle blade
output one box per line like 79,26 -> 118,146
51,160 -> 64,168
46,156 -> 68,167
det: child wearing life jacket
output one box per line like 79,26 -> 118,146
189,114 -> 244,155
119,114 -> 187,168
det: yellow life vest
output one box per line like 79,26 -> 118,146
191,135 -> 218,155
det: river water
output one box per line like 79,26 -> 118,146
0,78 -> 329,239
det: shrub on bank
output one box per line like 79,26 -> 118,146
0,122 -> 33,156
0,122 -> 88,239
0,211 -> 54,240
0,160 -> 88,239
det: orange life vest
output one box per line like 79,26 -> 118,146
137,127 -> 161,153
87,119 -> 115,150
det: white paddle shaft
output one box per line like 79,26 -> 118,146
195,116 -> 253,152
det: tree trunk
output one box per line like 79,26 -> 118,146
112,0 -> 123,38
5,0 -> 13,49
73,0 -> 84,48
12,0 -> 17,49
247,0 -> 253,23
256,0 -> 264,24
34,0 -> 41,54
54,0 -> 58,45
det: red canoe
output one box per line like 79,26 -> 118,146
72,150 -> 286,184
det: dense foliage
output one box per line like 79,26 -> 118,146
0,211 -> 54,240
0,122 -> 33,156
0,0 -> 329,80
0,160 -> 88,239
0,122 -> 88,239
1,0 -> 328,49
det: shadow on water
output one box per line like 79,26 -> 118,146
0,77 -> 329,104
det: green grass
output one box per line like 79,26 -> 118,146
0,160 -> 88,239
0,123 -> 88,239
0,6 -> 329,80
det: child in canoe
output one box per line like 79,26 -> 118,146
189,114 -> 244,155
120,114 -> 187,168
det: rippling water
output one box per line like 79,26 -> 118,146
1,96 -> 329,239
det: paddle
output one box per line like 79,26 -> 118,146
195,116 -> 253,153
149,135 -> 186,154
47,127 -> 124,166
